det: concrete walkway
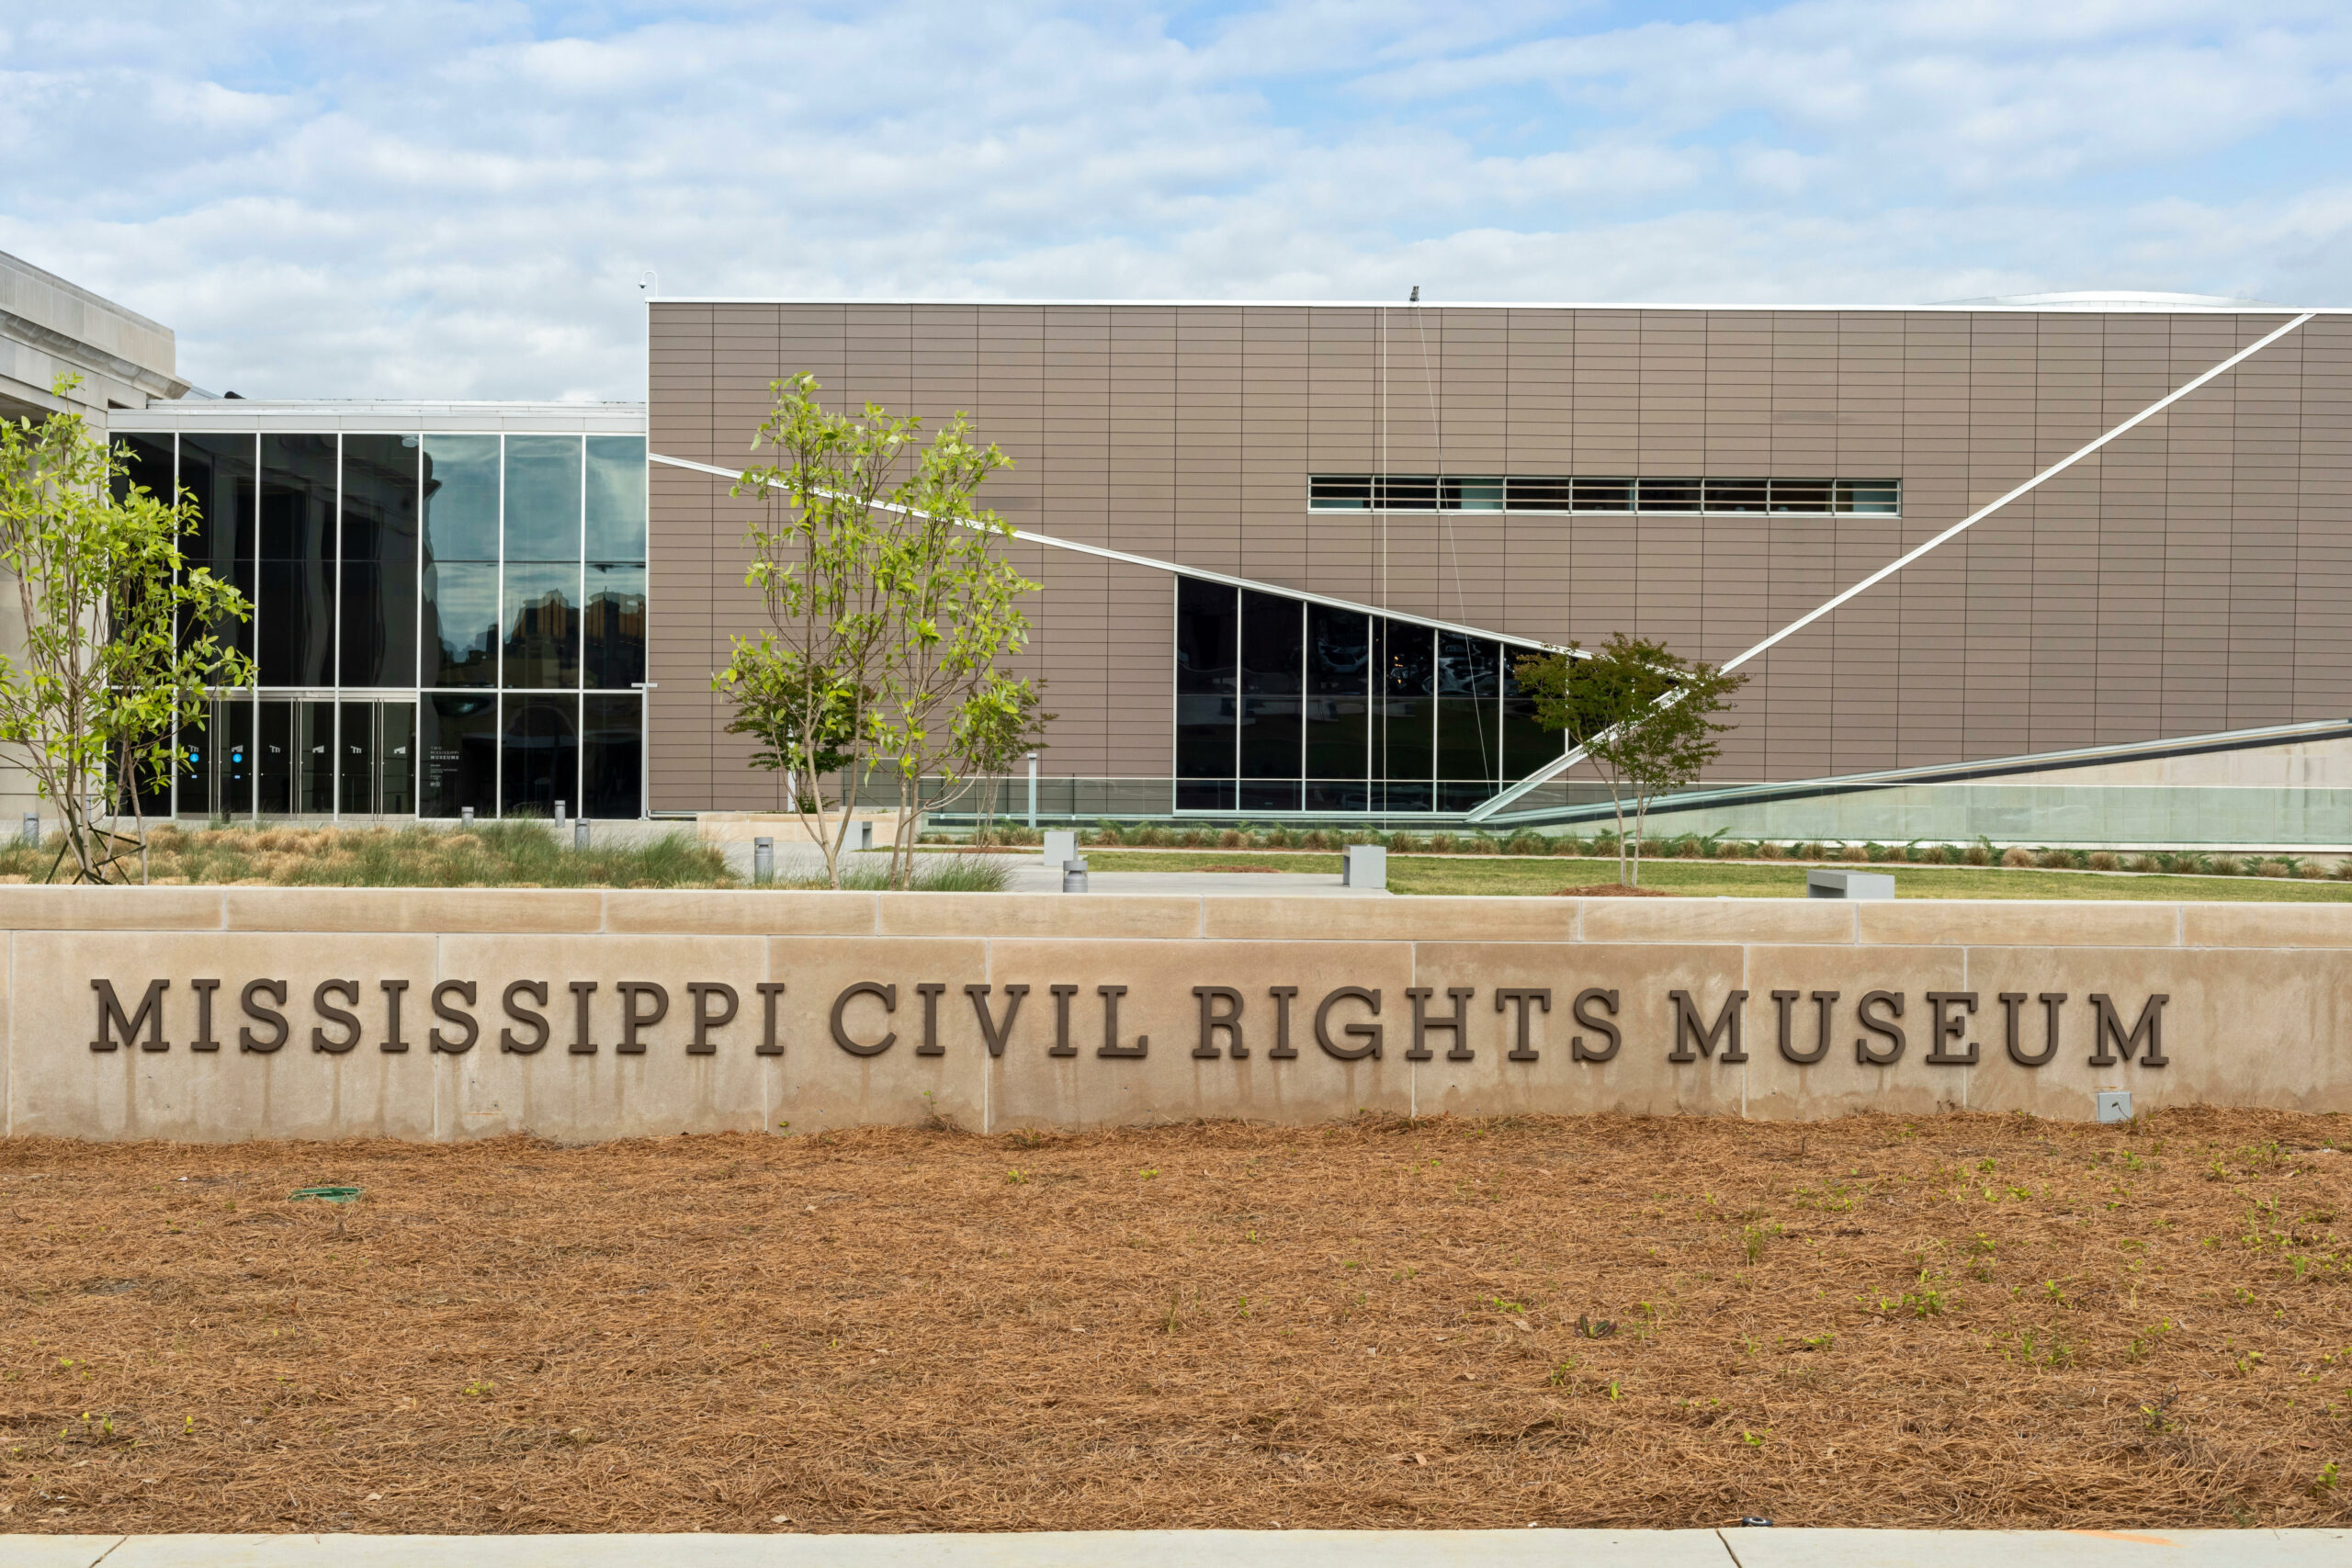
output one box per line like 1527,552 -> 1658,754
1001,864 -> 1387,895
11,1529 -> 2346,1566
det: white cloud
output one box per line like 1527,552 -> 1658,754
0,0 -> 2344,400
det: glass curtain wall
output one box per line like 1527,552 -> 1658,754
1174,573 -> 1561,814
120,430 -> 647,822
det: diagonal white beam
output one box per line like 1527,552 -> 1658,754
1468,310 -> 2318,821
647,449 -> 1576,653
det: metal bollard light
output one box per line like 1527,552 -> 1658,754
753,836 -> 775,884
1061,857 -> 1088,893
554,798 -> 568,830
461,807 -> 475,824
20,812 -> 37,847
574,818 -> 591,852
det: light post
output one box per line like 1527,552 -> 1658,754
1026,750 -> 1038,829
631,682 -> 658,820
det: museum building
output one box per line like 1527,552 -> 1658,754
9,244 -> 2348,843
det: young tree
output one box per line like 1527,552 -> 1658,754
0,377 -> 255,883
715,373 -> 1038,889
721,651 -> 860,813
949,674 -> 1052,845
1512,632 -> 1747,886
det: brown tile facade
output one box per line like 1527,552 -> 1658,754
648,303 -> 2348,812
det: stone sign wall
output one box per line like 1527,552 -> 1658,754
3,889 -> 2347,1143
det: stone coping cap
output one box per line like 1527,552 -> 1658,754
0,886 -> 2342,946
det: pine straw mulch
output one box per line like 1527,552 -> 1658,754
4,1109 -> 2350,1536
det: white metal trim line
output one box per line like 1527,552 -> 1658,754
1465,310 -> 2320,821
646,451 -> 1576,654
650,297 -> 2343,315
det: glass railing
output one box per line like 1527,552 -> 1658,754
890,774 -> 2350,847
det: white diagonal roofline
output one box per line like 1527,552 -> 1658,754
647,451 -> 1576,655
650,297 -> 2343,314
1466,310 -> 2321,821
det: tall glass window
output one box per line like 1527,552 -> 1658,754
1238,590 -> 1302,811
503,561 -> 580,687
1436,632 -> 1500,811
257,436 -> 337,687
421,693 -> 497,818
177,434 -> 256,662
340,435 -> 419,687
583,694 -> 642,818
585,436 -> 648,559
1174,577 -> 1237,811
1376,620 -> 1433,813
1304,604 -> 1371,812
131,424 -> 647,822
1502,652 -> 1563,780
423,435 -> 499,688
584,563 -> 646,688
1171,574 -> 1548,816
502,694 -> 579,818
177,695 -> 253,821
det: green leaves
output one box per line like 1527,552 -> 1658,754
1511,633 -> 1747,886
0,376 -> 255,881
717,373 -> 1038,887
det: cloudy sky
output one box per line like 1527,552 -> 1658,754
4,1 -> 2346,400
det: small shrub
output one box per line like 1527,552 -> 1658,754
1963,840 -> 1992,866
1388,832 -> 1422,853
2001,847 -> 2035,868
1429,833 -> 1457,854
1757,840 -> 1785,861
2087,852 -> 2120,872
2035,848 -> 2072,870
1553,835 -> 1583,856
2256,858 -> 2291,879
2297,860 -> 2324,880
2210,855 -> 2244,876
1216,828 -> 1245,850
1863,841 -> 1889,863
1920,845 -> 1949,865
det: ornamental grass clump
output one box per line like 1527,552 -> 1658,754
0,820 -> 733,889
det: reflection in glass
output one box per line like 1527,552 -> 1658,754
340,434 -> 419,686
111,434 -> 173,507
1174,577 -> 1236,785
503,434 -> 582,562
178,695 -> 253,820
1435,631 -> 1498,790
423,561 -> 499,686
1238,590 -> 1301,782
503,560 -> 580,688
339,700 -> 379,815
1305,603 -> 1370,782
1502,651 -> 1561,781
379,702 -> 415,814
585,436 -> 648,561
502,694 -> 579,817
257,701 -> 293,815
177,434 -> 256,660
422,434 -> 499,562
583,694 -> 641,818
258,435 -> 337,686
583,563 -> 645,688
421,694 -> 497,818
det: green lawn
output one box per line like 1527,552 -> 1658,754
1080,849 -> 2352,901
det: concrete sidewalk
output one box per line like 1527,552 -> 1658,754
11,1529 -> 2347,1566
